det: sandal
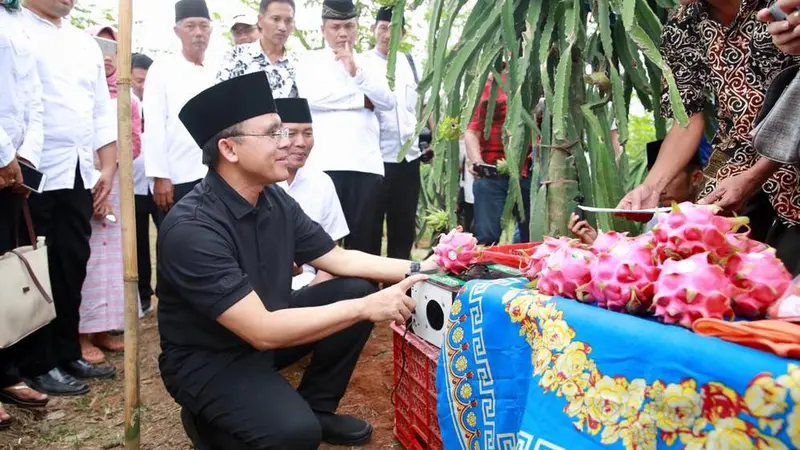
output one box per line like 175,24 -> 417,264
80,335 -> 106,364
93,333 -> 124,352
0,402 -> 12,430
0,383 -> 49,408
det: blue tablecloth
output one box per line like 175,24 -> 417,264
437,278 -> 800,450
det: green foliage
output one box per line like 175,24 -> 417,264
412,0 -> 684,239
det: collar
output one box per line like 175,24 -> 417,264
373,48 -> 388,60
255,41 -> 291,63
205,170 -> 271,220
285,166 -> 308,188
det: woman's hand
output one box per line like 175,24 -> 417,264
568,213 -> 598,245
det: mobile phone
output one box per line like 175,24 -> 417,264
473,163 -> 499,178
19,160 -> 47,194
573,195 -> 586,221
94,36 -> 117,58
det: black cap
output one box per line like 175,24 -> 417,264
179,72 -> 277,149
275,98 -> 312,124
132,53 -> 153,70
375,6 -> 404,26
322,0 -> 357,20
175,0 -> 210,23
646,139 -> 702,170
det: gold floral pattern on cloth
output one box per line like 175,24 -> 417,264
503,288 -> 800,450
659,0 -> 800,225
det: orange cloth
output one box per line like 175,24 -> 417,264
693,318 -> 800,358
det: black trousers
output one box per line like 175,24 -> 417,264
135,193 -> 156,309
152,179 -> 201,230
184,278 -> 376,450
746,191 -> 800,276
372,159 -> 421,260
0,190 -> 50,387
6,167 -> 94,376
326,171 -> 384,255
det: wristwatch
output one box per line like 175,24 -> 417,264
407,261 -> 421,277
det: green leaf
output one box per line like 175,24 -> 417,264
385,0 -> 409,90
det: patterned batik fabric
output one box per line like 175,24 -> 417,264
216,41 -> 299,99
660,0 -> 800,226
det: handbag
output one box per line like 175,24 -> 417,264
752,64 -> 800,166
0,200 -> 55,349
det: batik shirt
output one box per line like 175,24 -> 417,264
660,0 -> 800,225
216,41 -> 299,98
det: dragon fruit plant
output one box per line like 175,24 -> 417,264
725,249 -> 792,319
651,202 -> 750,264
589,234 -> 661,315
652,252 -> 737,328
537,241 -> 595,301
433,227 -> 480,275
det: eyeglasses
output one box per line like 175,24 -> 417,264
231,128 -> 291,141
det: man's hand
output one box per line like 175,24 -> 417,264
0,158 -> 22,190
697,174 -> 760,214
359,274 -> 427,326
615,183 -> 660,222
153,178 -> 175,212
758,0 -> 800,55
334,42 -> 358,77
292,263 -> 303,276
93,168 -> 114,211
420,255 -> 439,272
364,96 -> 375,111
467,160 -> 482,179
568,213 -> 598,245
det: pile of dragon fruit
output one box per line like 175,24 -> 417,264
433,203 -> 794,329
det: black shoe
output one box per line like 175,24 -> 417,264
25,368 -> 89,396
62,359 -> 116,380
315,412 -> 372,446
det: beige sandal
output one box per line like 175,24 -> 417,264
0,383 -> 48,407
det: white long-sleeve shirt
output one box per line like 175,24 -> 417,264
142,54 -> 214,185
365,50 -> 421,163
295,48 -> 396,176
0,7 -> 43,169
21,9 -> 115,190
277,167 -> 349,290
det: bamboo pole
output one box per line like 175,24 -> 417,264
115,0 -> 141,448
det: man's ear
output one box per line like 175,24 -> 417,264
370,23 -> 376,34
218,138 -> 239,164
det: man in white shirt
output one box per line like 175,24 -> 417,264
274,98 -> 349,290
20,0 -> 119,395
131,52 -> 154,313
143,0 -> 214,227
217,0 -> 298,98
366,8 -> 422,260
295,0 -> 396,256
0,0 -> 51,416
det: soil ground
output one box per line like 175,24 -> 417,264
0,224 -> 432,450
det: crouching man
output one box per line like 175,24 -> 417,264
156,72 -> 434,450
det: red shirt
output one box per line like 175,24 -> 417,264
467,75 -> 532,176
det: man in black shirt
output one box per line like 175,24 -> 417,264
157,71 -> 433,450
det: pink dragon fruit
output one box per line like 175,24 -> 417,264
651,202 -> 750,263
725,250 -> 792,319
433,227 -> 480,274
588,236 -> 661,314
524,236 -> 571,280
537,241 -> 595,301
726,232 -> 769,253
652,252 -> 736,328
589,230 -> 628,255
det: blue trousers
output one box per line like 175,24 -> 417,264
472,177 -> 532,245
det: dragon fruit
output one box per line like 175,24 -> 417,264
651,202 -> 750,263
725,250 -> 792,319
589,230 -> 628,255
652,252 -> 736,328
726,232 -> 769,253
537,241 -> 595,301
589,235 -> 661,314
433,227 -> 480,274
524,236 -> 571,280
